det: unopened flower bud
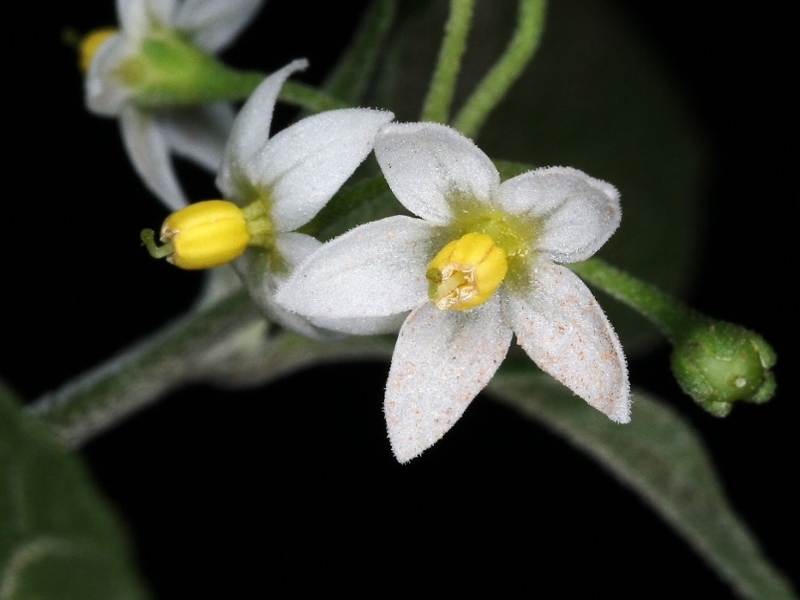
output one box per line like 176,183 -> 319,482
670,320 -> 776,417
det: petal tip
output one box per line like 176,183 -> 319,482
384,405 -> 440,465
389,438 -> 423,464
607,390 -> 632,424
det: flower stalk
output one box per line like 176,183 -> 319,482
28,291 -> 393,448
570,258 -> 777,415
420,0 -> 475,123
452,0 -> 547,138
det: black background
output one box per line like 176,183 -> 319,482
3,1 -> 796,597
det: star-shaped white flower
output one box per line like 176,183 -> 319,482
277,122 -> 630,462
213,60 -> 395,336
86,0 -> 266,209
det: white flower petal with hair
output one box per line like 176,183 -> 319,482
277,122 -> 630,462
217,61 -> 395,336
85,0 -> 266,209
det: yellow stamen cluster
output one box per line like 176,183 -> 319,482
160,200 -> 250,270
79,27 -> 117,73
426,232 -> 508,311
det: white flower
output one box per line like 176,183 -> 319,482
276,122 -> 630,462
85,0 -> 266,209
212,60 -> 395,336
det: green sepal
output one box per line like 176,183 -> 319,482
124,31 -> 263,108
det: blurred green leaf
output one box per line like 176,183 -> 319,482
0,383 -> 149,600
324,0 -> 397,104
376,0 -> 708,353
487,371 -> 796,600
302,169 -> 407,242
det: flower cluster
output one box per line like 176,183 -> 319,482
141,59 -> 394,336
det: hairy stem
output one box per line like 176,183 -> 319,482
420,0 -> 475,123
452,0 -> 546,138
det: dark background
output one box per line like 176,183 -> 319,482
3,1 -> 795,597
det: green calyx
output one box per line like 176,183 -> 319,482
241,198 -> 274,250
447,194 -> 541,284
445,164 -> 547,264
118,30 -> 263,108
670,320 -> 777,417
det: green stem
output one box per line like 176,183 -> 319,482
420,0 -> 475,123
452,0 -> 546,138
570,257 -> 699,343
28,291 -> 258,447
28,291 -> 393,448
171,67 -> 349,113
279,80 -> 349,112
323,0 -> 397,105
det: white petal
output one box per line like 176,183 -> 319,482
498,166 -> 621,263
160,103 -> 235,172
311,313 -> 408,336
119,106 -> 187,209
506,258 -> 630,423
249,108 -> 395,231
117,0 -> 148,36
148,0 -> 177,25
385,296 -> 513,463
216,59 -> 308,199
374,122 -> 500,225
174,0 -> 265,52
272,232 -> 322,290
117,0 -> 175,37
85,34 -> 133,116
234,232 -> 335,339
276,216 -> 443,321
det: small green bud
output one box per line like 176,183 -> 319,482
670,320 -> 776,417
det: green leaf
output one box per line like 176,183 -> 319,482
323,0 -> 397,105
487,371 -> 796,600
376,0 -> 708,353
301,171 -> 407,241
0,383 -> 150,600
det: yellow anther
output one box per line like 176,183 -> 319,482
426,232 -> 508,311
78,27 -> 118,73
160,200 -> 250,270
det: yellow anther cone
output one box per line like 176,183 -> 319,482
161,200 -> 250,270
426,232 -> 508,310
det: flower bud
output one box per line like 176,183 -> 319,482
670,320 -> 776,417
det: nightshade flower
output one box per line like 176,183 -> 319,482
83,0 -> 266,209
276,122 -> 630,462
142,60 -> 395,336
